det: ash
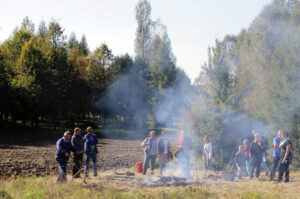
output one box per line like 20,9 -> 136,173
134,175 -> 203,187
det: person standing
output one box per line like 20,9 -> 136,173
243,139 -> 250,176
260,135 -> 270,176
278,131 -> 292,182
158,130 -> 170,175
269,130 -> 282,180
176,130 -> 193,176
249,133 -> 264,179
84,127 -> 98,177
141,131 -> 158,175
203,136 -> 212,176
55,131 -> 75,182
71,127 -> 85,178
235,145 -> 246,179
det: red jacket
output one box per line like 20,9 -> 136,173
177,136 -> 193,152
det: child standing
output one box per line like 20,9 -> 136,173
243,139 -> 250,176
235,145 -> 246,179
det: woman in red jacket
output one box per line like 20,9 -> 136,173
176,130 -> 193,176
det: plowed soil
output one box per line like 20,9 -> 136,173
0,138 -> 144,179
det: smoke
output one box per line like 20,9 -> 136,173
95,59 -> 195,131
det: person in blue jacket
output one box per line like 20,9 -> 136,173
55,131 -> 75,182
84,126 -> 98,177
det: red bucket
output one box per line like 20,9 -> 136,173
136,160 -> 143,173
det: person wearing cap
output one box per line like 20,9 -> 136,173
278,131 -> 292,182
84,127 -> 98,177
71,127 -> 85,178
55,131 -> 75,182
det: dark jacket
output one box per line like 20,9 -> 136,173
280,138 -> 293,160
84,134 -> 98,153
249,141 -> 263,158
71,134 -> 85,153
55,137 -> 75,160
158,137 -> 169,155
235,152 -> 246,167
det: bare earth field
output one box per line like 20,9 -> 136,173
1,138 -> 300,198
0,138 -> 144,178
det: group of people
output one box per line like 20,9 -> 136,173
235,129 -> 293,182
55,127 -> 292,183
141,130 -> 195,176
141,129 -> 214,177
55,127 -> 98,182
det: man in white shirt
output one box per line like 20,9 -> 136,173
203,136 -> 212,175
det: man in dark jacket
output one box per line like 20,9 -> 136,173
55,131 -> 74,182
84,127 -> 98,177
249,133 -> 264,179
158,130 -> 169,175
71,127 -> 85,178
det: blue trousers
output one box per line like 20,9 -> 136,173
143,154 -> 157,174
57,159 -> 67,181
85,153 -> 97,176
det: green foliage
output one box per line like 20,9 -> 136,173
191,0 -> 300,167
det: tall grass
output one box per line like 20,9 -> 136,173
1,176 -> 296,199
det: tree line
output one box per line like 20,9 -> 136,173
0,0 -> 192,130
187,0 -> 300,168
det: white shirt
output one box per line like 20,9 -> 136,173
204,142 -> 212,159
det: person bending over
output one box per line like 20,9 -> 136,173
55,131 -> 75,182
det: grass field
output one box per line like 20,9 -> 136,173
1,169 -> 300,199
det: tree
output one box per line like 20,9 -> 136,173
37,20 -> 47,38
78,34 -> 89,56
134,0 -> 151,61
20,17 -> 35,33
67,32 -> 79,52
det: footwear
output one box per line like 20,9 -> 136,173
150,171 -> 154,174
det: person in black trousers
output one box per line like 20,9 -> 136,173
249,133 -> 264,179
71,127 -> 85,178
278,131 -> 292,182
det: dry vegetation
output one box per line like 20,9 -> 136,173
1,169 -> 300,199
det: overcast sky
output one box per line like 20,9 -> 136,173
0,0 -> 272,82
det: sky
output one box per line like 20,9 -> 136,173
0,0 -> 272,82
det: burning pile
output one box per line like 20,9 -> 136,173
134,176 -> 203,187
